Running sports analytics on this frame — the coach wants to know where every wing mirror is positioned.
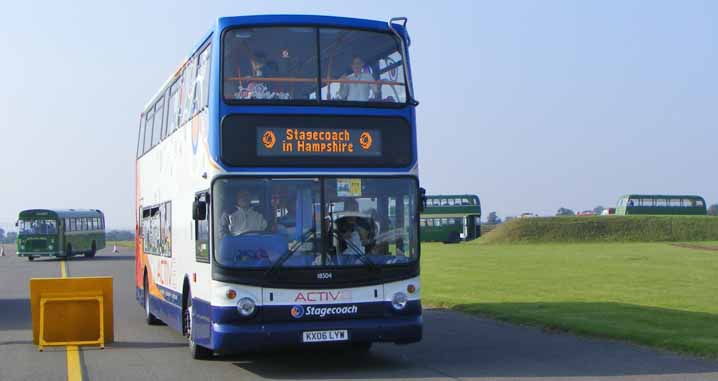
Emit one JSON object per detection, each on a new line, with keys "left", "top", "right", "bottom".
{"left": 193, "top": 197, "right": 208, "bottom": 221}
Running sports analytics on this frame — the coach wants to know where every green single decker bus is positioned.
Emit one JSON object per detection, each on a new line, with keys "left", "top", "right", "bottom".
{"left": 16, "top": 209, "right": 106, "bottom": 261}
{"left": 420, "top": 195, "right": 481, "bottom": 243}
{"left": 615, "top": 195, "right": 707, "bottom": 216}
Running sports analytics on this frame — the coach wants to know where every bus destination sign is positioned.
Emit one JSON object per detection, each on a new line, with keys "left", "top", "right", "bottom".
{"left": 257, "top": 127, "right": 382, "bottom": 157}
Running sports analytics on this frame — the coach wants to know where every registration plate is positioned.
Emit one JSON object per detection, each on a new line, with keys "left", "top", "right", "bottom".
{"left": 302, "top": 330, "right": 349, "bottom": 343}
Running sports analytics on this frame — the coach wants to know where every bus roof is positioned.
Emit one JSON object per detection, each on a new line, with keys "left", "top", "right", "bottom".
{"left": 619, "top": 194, "right": 705, "bottom": 201}
{"left": 217, "top": 14, "right": 407, "bottom": 35}
{"left": 18, "top": 209, "right": 104, "bottom": 219}
{"left": 426, "top": 194, "right": 480, "bottom": 199}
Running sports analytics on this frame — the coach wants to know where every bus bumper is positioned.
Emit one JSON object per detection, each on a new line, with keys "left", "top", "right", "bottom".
{"left": 211, "top": 315, "right": 422, "bottom": 353}
{"left": 17, "top": 251, "right": 60, "bottom": 257}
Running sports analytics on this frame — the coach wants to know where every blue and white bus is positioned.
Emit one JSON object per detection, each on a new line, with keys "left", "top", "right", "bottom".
{"left": 135, "top": 15, "right": 422, "bottom": 358}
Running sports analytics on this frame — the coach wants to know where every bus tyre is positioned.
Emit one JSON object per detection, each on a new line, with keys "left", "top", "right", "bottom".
{"left": 66, "top": 244, "right": 72, "bottom": 257}
{"left": 85, "top": 242, "right": 97, "bottom": 258}
{"left": 143, "top": 274, "right": 160, "bottom": 325}
{"left": 185, "top": 289, "right": 212, "bottom": 359}
{"left": 28, "top": 256, "right": 34, "bottom": 262}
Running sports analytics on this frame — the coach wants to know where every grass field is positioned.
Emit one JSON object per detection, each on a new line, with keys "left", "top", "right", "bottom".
{"left": 482, "top": 215, "right": 718, "bottom": 244}
{"left": 421, "top": 240, "right": 718, "bottom": 357}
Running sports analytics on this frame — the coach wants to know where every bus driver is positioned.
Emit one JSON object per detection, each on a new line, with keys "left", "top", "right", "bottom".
{"left": 221, "top": 191, "right": 268, "bottom": 236}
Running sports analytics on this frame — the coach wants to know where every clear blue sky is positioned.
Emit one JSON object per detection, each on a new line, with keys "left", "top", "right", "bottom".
{"left": 0, "top": 0, "right": 716, "bottom": 230}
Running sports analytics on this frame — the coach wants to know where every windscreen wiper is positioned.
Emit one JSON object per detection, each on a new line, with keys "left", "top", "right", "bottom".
{"left": 331, "top": 231, "right": 380, "bottom": 272}
{"left": 264, "top": 230, "right": 315, "bottom": 279}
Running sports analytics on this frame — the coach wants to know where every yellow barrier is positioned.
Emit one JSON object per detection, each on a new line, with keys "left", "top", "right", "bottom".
{"left": 30, "top": 277, "right": 113, "bottom": 351}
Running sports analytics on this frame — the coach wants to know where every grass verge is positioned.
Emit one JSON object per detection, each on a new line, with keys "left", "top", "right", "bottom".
{"left": 482, "top": 215, "right": 718, "bottom": 244}
{"left": 421, "top": 241, "right": 718, "bottom": 357}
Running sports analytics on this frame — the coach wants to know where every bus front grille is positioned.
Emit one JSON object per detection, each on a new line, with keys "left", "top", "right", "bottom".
{"left": 26, "top": 240, "right": 48, "bottom": 251}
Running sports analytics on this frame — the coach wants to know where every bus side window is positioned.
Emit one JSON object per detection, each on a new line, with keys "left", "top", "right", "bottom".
{"left": 195, "top": 43, "right": 212, "bottom": 115}
{"left": 137, "top": 114, "right": 145, "bottom": 158}
{"left": 152, "top": 97, "right": 165, "bottom": 147}
{"left": 167, "top": 78, "right": 182, "bottom": 134}
{"left": 195, "top": 193, "right": 210, "bottom": 263}
{"left": 143, "top": 110, "right": 154, "bottom": 154}
{"left": 181, "top": 56, "right": 198, "bottom": 126}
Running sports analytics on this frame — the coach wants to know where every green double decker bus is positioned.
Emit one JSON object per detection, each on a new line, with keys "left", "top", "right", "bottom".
{"left": 420, "top": 195, "right": 481, "bottom": 243}
{"left": 16, "top": 209, "right": 106, "bottom": 261}
{"left": 615, "top": 195, "right": 707, "bottom": 216}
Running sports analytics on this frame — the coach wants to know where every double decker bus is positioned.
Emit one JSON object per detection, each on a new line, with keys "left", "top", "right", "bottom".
{"left": 135, "top": 15, "right": 422, "bottom": 358}
{"left": 16, "top": 209, "right": 106, "bottom": 261}
{"left": 615, "top": 194, "right": 707, "bottom": 215}
{"left": 420, "top": 195, "right": 481, "bottom": 243}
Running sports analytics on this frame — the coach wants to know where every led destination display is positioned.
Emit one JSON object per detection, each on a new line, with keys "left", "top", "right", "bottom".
{"left": 220, "top": 114, "right": 412, "bottom": 167}
{"left": 257, "top": 127, "right": 382, "bottom": 157}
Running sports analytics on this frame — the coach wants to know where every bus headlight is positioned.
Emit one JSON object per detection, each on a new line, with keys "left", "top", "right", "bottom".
{"left": 391, "top": 292, "right": 408, "bottom": 310}
{"left": 237, "top": 297, "right": 256, "bottom": 317}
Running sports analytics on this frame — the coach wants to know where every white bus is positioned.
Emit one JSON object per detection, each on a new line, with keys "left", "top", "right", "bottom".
{"left": 135, "top": 15, "right": 423, "bottom": 358}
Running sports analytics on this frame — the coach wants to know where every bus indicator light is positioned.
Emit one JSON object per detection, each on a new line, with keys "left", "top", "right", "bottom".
{"left": 407, "top": 284, "right": 416, "bottom": 294}
{"left": 226, "top": 289, "right": 237, "bottom": 300}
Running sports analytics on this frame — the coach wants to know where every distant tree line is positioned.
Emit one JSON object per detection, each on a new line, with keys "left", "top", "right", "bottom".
{"left": 0, "top": 228, "right": 16, "bottom": 244}
{"left": 106, "top": 230, "right": 135, "bottom": 241}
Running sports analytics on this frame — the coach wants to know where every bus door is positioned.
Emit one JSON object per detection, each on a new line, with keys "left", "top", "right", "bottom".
{"left": 461, "top": 217, "right": 474, "bottom": 241}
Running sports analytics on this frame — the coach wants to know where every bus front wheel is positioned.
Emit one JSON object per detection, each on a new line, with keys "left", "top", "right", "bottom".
{"left": 84, "top": 242, "right": 97, "bottom": 258}
{"left": 66, "top": 244, "right": 72, "bottom": 257}
{"left": 184, "top": 288, "right": 212, "bottom": 359}
{"left": 28, "top": 256, "right": 34, "bottom": 262}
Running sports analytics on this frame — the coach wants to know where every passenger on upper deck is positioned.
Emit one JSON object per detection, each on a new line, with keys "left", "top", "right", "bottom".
{"left": 337, "top": 57, "right": 379, "bottom": 102}
{"left": 221, "top": 191, "right": 268, "bottom": 236}
{"left": 251, "top": 52, "right": 278, "bottom": 78}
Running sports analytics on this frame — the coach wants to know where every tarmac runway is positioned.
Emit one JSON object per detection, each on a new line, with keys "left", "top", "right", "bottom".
{"left": 1, "top": 244, "right": 717, "bottom": 381}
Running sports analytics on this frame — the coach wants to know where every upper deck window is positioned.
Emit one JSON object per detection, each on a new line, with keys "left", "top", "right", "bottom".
{"left": 319, "top": 28, "right": 407, "bottom": 104}
{"left": 222, "top": 26, "right": 408, "bottom": 105}
{"left": 223, "top": 27, "right": 318, "bottom": 101}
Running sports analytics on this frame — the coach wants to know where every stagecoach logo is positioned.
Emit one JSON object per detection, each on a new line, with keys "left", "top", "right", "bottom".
{"left": 262, "top": 130, "right": 276, "bottom": 149}
{"left": 291, "top": 304, "right": 359, "bottom": 319}
{"left": 359, "top": 132, "right": 373, "bottom": 150}
{"left": 290, "top": 305, "right": 305, "bottom": 318}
